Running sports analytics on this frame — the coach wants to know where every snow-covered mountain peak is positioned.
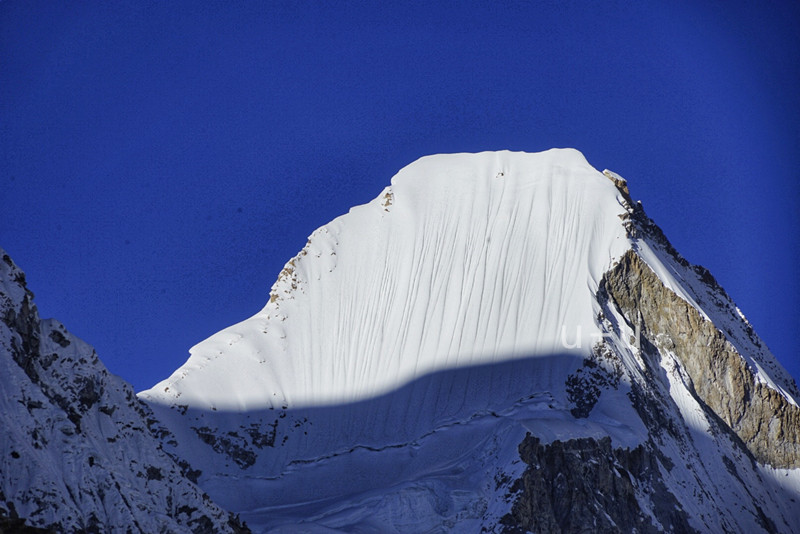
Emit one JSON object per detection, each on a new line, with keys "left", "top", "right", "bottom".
{"left": 122, "top": 149, "right": 800, "bottom": 531}
{"left": 142, "top": 149, "right": 634, "bottom": 410}
{"left": 6, "top": 149, "right": 800, "bottom": 533}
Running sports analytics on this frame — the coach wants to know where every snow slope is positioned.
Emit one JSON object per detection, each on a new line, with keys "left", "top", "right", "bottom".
{"left": 144, "top": 149, "right": 632, "bottom": 410}
{"left": 140, "top": 149, "right": 800, "bottom": 532}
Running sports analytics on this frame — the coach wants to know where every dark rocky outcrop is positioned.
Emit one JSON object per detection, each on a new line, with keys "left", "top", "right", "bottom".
{"left": 566, "top": 341, "right": 623, "bottom": 418}
{"left": 502, "top": 434, "right": 693, "bottom": 534}
{"left": 192, "top": 426, "right": 257, "bottom": 469}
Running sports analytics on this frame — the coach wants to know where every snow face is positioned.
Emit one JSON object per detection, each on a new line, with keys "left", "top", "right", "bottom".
{"left": 142, "top": 149, "right": 632, "bottom": 410}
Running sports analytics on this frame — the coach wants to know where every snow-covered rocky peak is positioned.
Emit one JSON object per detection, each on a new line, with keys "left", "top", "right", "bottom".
{"left": 138, "top": 149, "right": 800, "bottom": 532}
{"left": 6, "top": 149, "right": 799, "bottom": 533}
{"left": 142, "top": 149, "right": 634, "bottom": 409}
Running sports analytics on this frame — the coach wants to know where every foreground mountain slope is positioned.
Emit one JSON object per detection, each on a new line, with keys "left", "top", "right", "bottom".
{"left": 139, "top": 149, "right": 800, "bottom": 532}
{"left": 0, "top": 251, "right": 247, "bottom": 532}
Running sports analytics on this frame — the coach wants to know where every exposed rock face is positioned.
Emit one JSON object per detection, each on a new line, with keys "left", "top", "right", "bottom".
{"left": 0, "top": 251, "right": 248, "bottom": 533}
{"left": 603, "top": 249, "right": 800, "bottom": 469}
{"left": 502, "top": 434, "right": 693, "bottom": 534}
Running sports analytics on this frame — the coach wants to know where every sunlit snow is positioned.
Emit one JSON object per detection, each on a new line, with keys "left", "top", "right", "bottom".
{"left": 142, "top": 149, "right": 632, "bottom": 410}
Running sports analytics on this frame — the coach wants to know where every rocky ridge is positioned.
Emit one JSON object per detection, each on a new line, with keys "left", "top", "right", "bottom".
{"left": 0, "top": 250, "right": 248, "bottom": 533}
{"left": 604, "top": 248, "right": 800, "bottom": 469}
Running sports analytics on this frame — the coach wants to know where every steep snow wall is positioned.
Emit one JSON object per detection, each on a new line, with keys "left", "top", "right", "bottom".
{"left": 142, "top": 149, "right": 632, "bottom": 410}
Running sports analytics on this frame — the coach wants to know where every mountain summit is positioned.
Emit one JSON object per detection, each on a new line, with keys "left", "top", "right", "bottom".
{"left": 2, "top": 149, "right": 798, "bottom": 532}
{"left": 139, "top": 149, "right": 800, "bottom": 532}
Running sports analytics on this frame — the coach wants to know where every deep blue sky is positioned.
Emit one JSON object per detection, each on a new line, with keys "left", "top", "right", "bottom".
{"left": 2, "top": 1, "right": 798, "bottom": 391}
